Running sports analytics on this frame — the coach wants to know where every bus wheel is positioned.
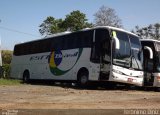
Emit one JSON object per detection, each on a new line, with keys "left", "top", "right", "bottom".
{"left": 78, "top": 71, "right": 89, "bottom": 87}
{"left": 23, "top": 71, "right": 30, "bottom": 83}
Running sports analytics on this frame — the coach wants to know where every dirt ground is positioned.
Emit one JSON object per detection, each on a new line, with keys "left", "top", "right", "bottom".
{"left": 0, "top": 82, "right": 160, "bottom": 114}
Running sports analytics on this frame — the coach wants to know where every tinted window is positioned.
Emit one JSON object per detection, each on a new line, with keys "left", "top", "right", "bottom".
{"left": 91, "top": 29, "right": 110, "bottom": 63}
{"left": 129, "top": 35, "right": 141, "bottom": 49}
{"left": 14, "top": 30, "right": 93, "bottom": 56}
{"left": 156, "top": 42, "right": 160, "bottom": 51}
{"left": 141, "top": 41, "right": 156, "bottom": 72}
{"left": 129, "top": 35, "right": 143, "bottom": 70}
{"left": 113, "top": 31, "right": 131, "bottom": 67}
{"left": 115, "top": 31, "right": 131, "bottom": 58}
{"left": 141, "top": 41, "right": 155, "bottom": 53}
{"left": 75, "top": 30, "right": 93, "bottom": 49}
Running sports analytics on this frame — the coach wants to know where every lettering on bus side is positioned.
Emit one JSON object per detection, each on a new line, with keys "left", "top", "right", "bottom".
{"left": 63, "top": 52, "right": 78, "bottom": 58}
{"left": 54, "top": 53, "right": 62, "bottom": 58}
{"left": 30, "top": 55, "right": 50, "bottom": 61}
{"left": 29, "top": 52, "right": 78, "bottom": 61}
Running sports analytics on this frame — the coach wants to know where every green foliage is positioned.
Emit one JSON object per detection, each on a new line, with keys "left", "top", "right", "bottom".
{"left": 1, "top": 50, "right": 12, "bottom": 78}
{"left": 39, "top": 17, "right": 65, "bottom": 35}
{"left": 132, "top": 23, "right": 160, "bottom": 40}
{"left": 2, "top": 64, "right": 11, "bottom": 78}
{"left": 62, "top": 10, "right": 93, "bottom": 31}
{"left": 39, "top": 10, "right": 93, "bottom": 36}
{"left": 2, "top": 50, "right": 12, "bottom": 65}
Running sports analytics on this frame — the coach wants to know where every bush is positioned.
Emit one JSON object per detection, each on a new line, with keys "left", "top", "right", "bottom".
{"left": 0, "top": 50, "right": 12, "bottom": 79}
{"left": 2, "top": 50, "right": 12, "bottom": 65}
{"left": 0, "top": 64, "right": 11, "bottom": 79}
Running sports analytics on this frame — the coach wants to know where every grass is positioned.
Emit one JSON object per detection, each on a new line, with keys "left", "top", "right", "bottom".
{"left": 0, "top": 78, "right": 22, "bottom": 85}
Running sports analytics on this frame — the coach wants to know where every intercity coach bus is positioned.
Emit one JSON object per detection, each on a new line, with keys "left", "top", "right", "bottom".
{"left": 141, "top": 39, "right": 160, "bottom": 89}
{"left": 11, "top": 26, "right": 144, "bottom": 87}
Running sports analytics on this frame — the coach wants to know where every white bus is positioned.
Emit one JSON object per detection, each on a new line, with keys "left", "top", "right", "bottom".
{"left": 141, "top": 39, "right": 160, "bottom": 89}
{"left": 11, "top": 26, "right": 144, "bottom": 86}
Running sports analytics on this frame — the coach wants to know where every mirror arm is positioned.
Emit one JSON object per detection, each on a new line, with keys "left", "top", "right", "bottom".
{"left": 144, "top": 46, "right": 153, "bottom": 59}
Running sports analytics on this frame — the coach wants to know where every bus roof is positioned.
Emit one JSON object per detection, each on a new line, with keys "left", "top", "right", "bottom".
{"left": 45, "top": 26, "right": 139, "bottom": 39}
{"left": 140, "top": 39, "right": 160, "bottom": 43}
{"left": 15, "top": 26, "right": 138, "bottom": 46}
{"left": 94, "top": 26, "right": 139, "bottom": 37}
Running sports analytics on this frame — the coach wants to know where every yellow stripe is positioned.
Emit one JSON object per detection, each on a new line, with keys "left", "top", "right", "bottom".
{"left": 49, "top": 52, "right": 56, "bottom": 68}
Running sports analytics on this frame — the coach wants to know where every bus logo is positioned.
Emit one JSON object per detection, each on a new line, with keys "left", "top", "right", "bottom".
{"left": 49, "top": 48, "right": 83, "bottom": 76}
{"left": 54, "top": 50, "right": 63, "bottom": 66}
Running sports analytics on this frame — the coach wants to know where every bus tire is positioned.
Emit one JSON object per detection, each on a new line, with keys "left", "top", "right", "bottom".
{"left": 23, "top": 70, "right": 30, "bottom": 83}
{"left": 77, "top": 69, "right": 89, "bottom": 87}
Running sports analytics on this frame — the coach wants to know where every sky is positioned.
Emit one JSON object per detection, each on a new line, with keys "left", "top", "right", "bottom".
{"left": 0, "top": 0, "right": 160, "bottom": 50}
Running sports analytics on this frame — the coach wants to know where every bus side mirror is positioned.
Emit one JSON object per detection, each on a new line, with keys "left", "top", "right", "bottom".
{"left": 112, "top": 31, "right": 120, "bottom": 49}
{"left": 144, "top": 46, "right": 153, "bottom": 59}
{"left": 113, "top": 37, "right": 120, "bottom": 50}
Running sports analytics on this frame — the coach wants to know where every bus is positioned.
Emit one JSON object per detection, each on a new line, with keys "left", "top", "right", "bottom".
{"left": 11, "top": 26, "right": 144, "bottom": 87}
{"left": 141, "top": 39, "right": 160, "bottom": 89}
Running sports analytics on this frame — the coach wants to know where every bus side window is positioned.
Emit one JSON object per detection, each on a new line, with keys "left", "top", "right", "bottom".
{"left": 54, "top": 36, "right": 63, "bottom": 50}
{"left": 15, "top": 44, "right": 23, "bottom": 56}
{"left": 71, "top": 33, "right": 77, "bottom": 49}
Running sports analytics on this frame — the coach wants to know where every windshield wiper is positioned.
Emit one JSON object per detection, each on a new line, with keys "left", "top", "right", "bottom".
{"left": 113, "top": 59, "right": 130, "bottom": 67}
{"left": 131, "top": 55, "right": 140, "bottom": 69}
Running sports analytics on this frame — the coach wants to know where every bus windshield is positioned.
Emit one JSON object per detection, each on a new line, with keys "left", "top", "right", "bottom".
{"left": 113, "top": 30, "right": 143, "bottom": 70}
{"left": 129, "top": 35, "right": 143, "bottom": 70}
{"left": 155, "top": 42, "right": 160, "bottom": 72}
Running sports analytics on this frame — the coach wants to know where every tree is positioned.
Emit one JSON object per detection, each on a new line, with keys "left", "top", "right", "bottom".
{"left": 1, "top": 50, "right": 13, "bottom": 78}
{"left": 2, "top": 50, "right": 12, "bottom": 65}
{"left": 39, "top": 16, "right": 65, "bottom": 36}
{"left": 39, "top": 10, "right": 93, "bottom": 36}
{"left": 94, "top": 5, "right": 123, "bottom": 28}
{"left": 132, "top": 23, "right": 160, "bottom": 40}
{"left": 62, "top": 10, "right": 93, "bottom": 31}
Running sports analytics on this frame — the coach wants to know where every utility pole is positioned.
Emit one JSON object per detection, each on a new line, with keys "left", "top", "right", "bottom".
{"left": 0, "top": 36, "right": 2, "bottom": 67}
{"left": 0, "top": 20, "right": 2, "bottom": 77}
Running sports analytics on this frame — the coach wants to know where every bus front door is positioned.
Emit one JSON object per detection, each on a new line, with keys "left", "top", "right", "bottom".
{"left": 99, "top": 40, "right": 111, "bottom": 80}
{"left": 143, "top": 53, "right": 154, "bottom": 86}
